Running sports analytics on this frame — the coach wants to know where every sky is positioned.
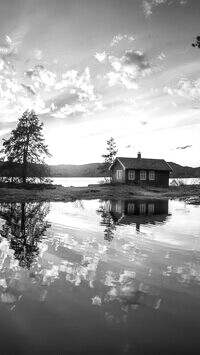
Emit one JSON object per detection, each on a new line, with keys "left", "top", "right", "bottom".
{"left": 0, "top": 0, "right": 200, "bottom": 167}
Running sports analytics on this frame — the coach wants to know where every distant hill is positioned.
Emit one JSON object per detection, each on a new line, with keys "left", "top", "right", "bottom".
{"left": 168, "top": 162, "right": 200, "bottom": 178}
{"left": 1, "top": 160, "right": 200, "bottom": 178}
{"left": 49, "top": 161, "right": 200, "bottom": 178}
{"left": 48, "top": 163, "right": 105, "bottom": 177}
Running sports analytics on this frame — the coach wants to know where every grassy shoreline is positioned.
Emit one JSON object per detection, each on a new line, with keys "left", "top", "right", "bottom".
{"left": 0, "top": 183, "right": 200, "bottom": 204}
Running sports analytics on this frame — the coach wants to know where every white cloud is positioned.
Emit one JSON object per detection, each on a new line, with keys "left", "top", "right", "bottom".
{"left": 21, "top": 83, "right": 36, "bottom": 95}
{"left": 163, "top": 86, "right": 174, "bottom": 96}
{"left": 91, "top": 296, "right": 102, "bottom": 306}
{"left": 56, "top": 67, "right": 99, "bottom": 102}
{"left": 51, "top": 103, "right": 89, "bottom": 119}
{"left": 106, "top": 49, "right": 152, "bottom": 89}
{"left": 34, "top": 49, "right": 43, "bottom": 60}
{"left": 142, "top": 0, "right": 187, "bottom": 18}
{"left": 0, "top": 35, "right": 18, "bottom": 56}
{"left": 94, "top": 51, "right": 107, "bottom": 62}
{"left": 25, "top": 65, "right": 56, "bottom": 90}
{"left": 164, "top": 78, "right": 200, "bottom": 102}
{"left": 0, "top": 77, "right": 22, "bottom": 112}
{"left": 158, "top": 52, "right": 166, "bottom": 60}
{"left": 110, "top": 34, "right": 134, "bottom": 47}
{"left": 17, "top": 95, "right": 49, "bottom": 114}
{"left": 107, "top": 71, "right": 138, "bottom": 89}
{"left": 0, "top": 70, "right": 52, "bottom": 119}
{"left": 93, "top": 101, "right": 105, "bottom": 112}
{"left": 143, "top": 1, "right": 154, "bottom": 17}
{"left": 0, "top": 59, "right": 5, "bottom": 71}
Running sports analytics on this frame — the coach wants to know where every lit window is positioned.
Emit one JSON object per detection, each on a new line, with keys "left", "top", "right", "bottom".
{"left": 127, "top": 203, "right": 135, "bottom": 213}
{"left": 128, "top": 170, "right": 135, "bottom": 180}
{"left": 140, "top": 203, "right": 146, "bottom": 214}
{"left": 148, "top": 203, "right": 154, "bottom": 214}
{"left": 149, "top": 171, "right": 155, "bottom": 180}
{"left": 116, "top": 170, "right": 122, "bottom": 180}
{"left": 140, "top": 170, "right": 146, "bottom": 180}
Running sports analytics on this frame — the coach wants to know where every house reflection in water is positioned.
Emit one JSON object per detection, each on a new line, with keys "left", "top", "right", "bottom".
{"left": 110, "top": 199, "right": 170, "bottom": 231}
{"left": 97, "top": 199, "right": 170, "bottom": 239}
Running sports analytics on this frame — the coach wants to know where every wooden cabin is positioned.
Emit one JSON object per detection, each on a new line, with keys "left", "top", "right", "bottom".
{"left": 109, "top": 152, "right": 172, "bottom": 187}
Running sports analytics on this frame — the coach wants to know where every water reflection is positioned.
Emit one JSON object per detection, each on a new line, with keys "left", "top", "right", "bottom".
{"left": 0, "top": 199, "right": 199, "bottom": 354}
{"left": 97, "top": 201, "right": 116, "bottom": 242}
{"left": 97, "top": 199, "right": 170, "bottom": 240}
{"left": 0, "top": 202, "right": 51, "bottom": 268}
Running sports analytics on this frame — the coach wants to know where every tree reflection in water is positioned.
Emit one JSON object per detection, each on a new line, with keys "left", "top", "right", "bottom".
{"left": 0, "top": 202, "right": 51, "bottom": 268}
{"left": 96, "top": 201, "right": 116, "bottom": 242}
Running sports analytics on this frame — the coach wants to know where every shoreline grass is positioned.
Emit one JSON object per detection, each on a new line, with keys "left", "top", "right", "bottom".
{"left": 0, "top": 183, "right": 199, "bottom": 204}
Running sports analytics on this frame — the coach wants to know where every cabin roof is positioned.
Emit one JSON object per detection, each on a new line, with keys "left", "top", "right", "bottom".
{"left": 110, "top": 157, "right": 172, "bottom": 171}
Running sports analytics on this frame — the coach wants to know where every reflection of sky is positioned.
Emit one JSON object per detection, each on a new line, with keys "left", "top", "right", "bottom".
{"left": 0, "top": 199, "right": 200, "bottom": 318}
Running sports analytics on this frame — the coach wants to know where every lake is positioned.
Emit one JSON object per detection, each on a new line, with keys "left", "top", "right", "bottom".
{"left": 52, "top": 176, "right": 200, "bottom": 187}
{"left": 0, "top": 198, "right": 200, "bottom": 354}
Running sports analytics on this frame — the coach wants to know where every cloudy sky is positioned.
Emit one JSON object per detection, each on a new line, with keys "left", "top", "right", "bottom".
{"left": 0, "top": 0, "right": 200, "bottom": 166}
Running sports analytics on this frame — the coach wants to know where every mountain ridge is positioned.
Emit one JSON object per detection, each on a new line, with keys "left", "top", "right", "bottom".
{"left": 48, "top": 161, "right": 200, "bottom": 178}
{"left": 1, "top": 161, "right": 200, "bottom": 178}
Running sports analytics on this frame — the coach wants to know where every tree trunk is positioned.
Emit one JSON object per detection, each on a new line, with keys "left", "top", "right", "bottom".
{"left": 21, "top": 202, "right": 26, "bottom": 237}
{"left": 22, "top": 128, "right": 30, "bottom": 184}
{"left": 22, "top": 148, "right": 27, "bottom": 184}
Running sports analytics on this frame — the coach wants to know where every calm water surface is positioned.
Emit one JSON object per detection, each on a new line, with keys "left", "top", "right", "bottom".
{"left": 0, "top": 198, "right": 200, "bottom": 354}
{"left": 52, "top": 176, "right": 200, "bottom": 187}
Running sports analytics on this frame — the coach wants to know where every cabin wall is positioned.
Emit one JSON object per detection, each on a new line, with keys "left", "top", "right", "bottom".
{"left": 154, "top": 171, "right": 169, "bottom": 187}
{"left": 110, "top": 160, "right": 126, "bottom": 183}
{"left": 124, "top": 169, "right": 170, "bottom": 187}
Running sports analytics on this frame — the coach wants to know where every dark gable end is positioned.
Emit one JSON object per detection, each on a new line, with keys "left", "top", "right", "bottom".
{"left": 109, "top": 158, "right": 126, "bottom": 170}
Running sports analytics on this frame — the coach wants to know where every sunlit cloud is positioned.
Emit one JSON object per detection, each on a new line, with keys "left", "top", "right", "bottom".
{"left": 164, "top": 78, "right": 200, "bottom": 104}
{"left": 142, "top": 0, "right": 187, "bottom": 18}
{"left": 25, "top": 65, "right": 57, "bottom": 90}
{"left": 0, "top": 35, "right": 18, "bottom": 57}
{"left": 110, "top": 34, "right": 134, "bottom": 47}
{"left": 56, "top": 67, "right": 100, "bottom": 103}
{"left": 106, "top": 49, "right": 152, "bottom": 89}
{"left": 51, "top": 103, "right": 89, "bottom": 119}
{"left": 157, "top": 52, "right": 166, "bottom": 60}
{"left": 21, "top": 83, "right": 36, "bottom": 95}
{"left": 34, "top": 49, "right": 43, "bottom": 60}
{"left": 94, "top": 51, "right": 107, "bottom": 62}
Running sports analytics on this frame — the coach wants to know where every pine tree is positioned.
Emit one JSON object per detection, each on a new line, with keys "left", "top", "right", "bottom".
{"left": 1, "top": 110, "right": 51, "bottom": 183}
{"left": 100, "top": 137, "right": 118, "bottom": 177}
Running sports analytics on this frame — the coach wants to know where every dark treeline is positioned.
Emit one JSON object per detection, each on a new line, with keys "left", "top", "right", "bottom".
{"left": 1, "top": 160, "right": 200, "bottom": 179}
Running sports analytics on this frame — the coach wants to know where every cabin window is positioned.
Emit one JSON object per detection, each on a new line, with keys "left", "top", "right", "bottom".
{"left": 116, "top": 170, "right": 122, "bottom": 180}
{"left": 127, "top": 203, "right": 135, "bottom": 213}
{"left": 140, "top": 170, "right": 146, "bottom": 180}
{"left": 149, "top": 171, "right": 155, "bottom": 180}
{"left": 148, "top": 203, "right": 154, "bottom": 214}
{"left": 140, "top": 203, "right": 146, "bottom": 214}
{"left": 128, "top": 170, "right": 135, "bottom": 180}
{"left": 115, "top": 201, "right": 122, "bottom": 213}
